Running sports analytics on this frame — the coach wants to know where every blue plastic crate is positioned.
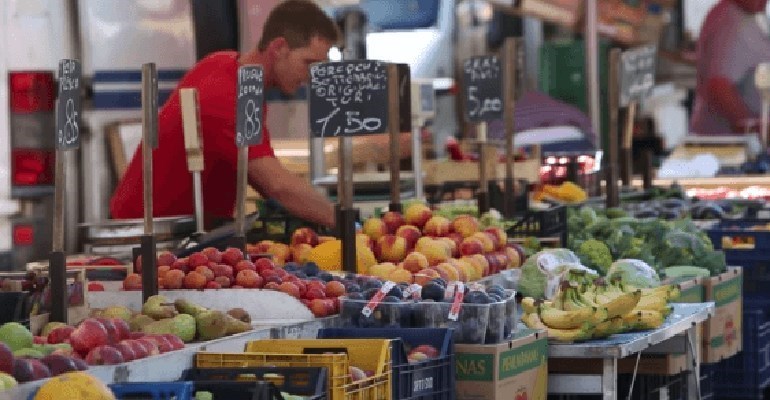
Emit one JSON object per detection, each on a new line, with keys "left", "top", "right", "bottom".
{"left": 707, "top": 220, "right": 770, "bottom": 262}
{"left": 700, "top": 363, "right": 716, "bottom": 400}
{"left": 317, "top": 328, "right": 455, "bottom": 400}
{"left": 109, "top": 382, "right": 194, "bottom": 400}
{"left": 712, "top": 299, "right": 770, "bottom": 400}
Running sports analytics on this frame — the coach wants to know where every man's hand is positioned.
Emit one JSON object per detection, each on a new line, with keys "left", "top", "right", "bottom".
{"left": 247, "top": 157, "right": 335, "bottom": 227}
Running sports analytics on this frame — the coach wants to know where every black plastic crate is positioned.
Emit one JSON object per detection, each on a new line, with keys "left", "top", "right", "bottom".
{"left": 506, "top": 205, "right": 568, "bottom": 246}
{"left": 713, "top": 298, "right": 770, "bottom": 400}
{"left": 108, "top": 382, "right": 194, "bottom": 400}
{"left": 317, "top": 328, "right": 455, "bottom": 400}
{"left": 182, "top": 366, "right": 327, "bottom": 400}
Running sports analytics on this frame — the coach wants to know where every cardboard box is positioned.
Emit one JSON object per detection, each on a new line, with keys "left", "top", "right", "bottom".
{"left": 455, "top": 329, "right": 548, "bottom": 400}
{"left": 702, "top": 267, "right": 742, "bottom": 363}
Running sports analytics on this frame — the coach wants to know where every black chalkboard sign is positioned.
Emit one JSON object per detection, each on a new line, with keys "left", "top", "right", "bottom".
{"left": 309, "top": 60, "right": 389, "bottom": 138}
{"left": 462, "top": 55, "right": 503, "bottom": 123}
{"left": 619, "top": 45, "right": 657, "bottom": 107}
{"left": 56, "top": 59, "right": 81, "bottom": 150}
{"left": 236, "top": 65, "right": 265, "bottom": 147}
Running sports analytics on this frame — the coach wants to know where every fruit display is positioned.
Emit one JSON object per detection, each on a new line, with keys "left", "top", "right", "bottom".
{"left": 93, "top": 295, "right": 251, "bottom": 344}
{"left": 520, "top": 270, "right": 680, "bottom": 343}
{"left": 406, "top": 344, "right": 440, "bottom": 363}
{"left": 340, "top": 279, "right": 516, "bottom": 344}
{"left": 32, "top": 371, "right": 116, "bottom": 400}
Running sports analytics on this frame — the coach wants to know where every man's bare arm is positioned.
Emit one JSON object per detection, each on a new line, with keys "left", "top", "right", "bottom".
{"left": 247, "top": 157, "right": 335, "bottom": 227}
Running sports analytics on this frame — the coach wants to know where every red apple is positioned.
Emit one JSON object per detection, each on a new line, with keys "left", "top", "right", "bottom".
{"left": 112, "top": 318, "right": 131, "bottom": 341}
{"left": 47, "top": 326, "right": 75, "bottom": 344}
{"left": 70, "top": 319, "right": 109, "bottom": 355}
{"left": 112, "top": 342, "right": 136, "bottom": 362}
{"left": 221, "top": 247, "right": 245, "bottom": 267}
{"left": 144, "top": 335, "right": 173, "bottom": 353}
{"left": 85, "top": 345, "right": 124, "bottom": 366}
{"left": 162, "top": 334, "right": 185, "bottom": 350}
{"left": 201, "top": 247, "right": 222, "bottom": 263}
{"left": 171, "top": 258, "right": 190, "bottom": 274}
{"left": 254, "top": 258, "right": 276, "bottom": 274}
{"left": 382, "top": 211, "right": 405, "bottom": 234}
{"left": 124, "top": 340, "right": 148, "bottom": 359}
{"left": 136, "top": 339, "right": 160, "bottom": 356}
{"left": 156, "top": 251, "right": 178, "bottom": 268}
{"left": 88, "top": 282, "right": 105, "bottom": 292}
{"left": 188, "top": 252, "right": 210, "bottom": 269}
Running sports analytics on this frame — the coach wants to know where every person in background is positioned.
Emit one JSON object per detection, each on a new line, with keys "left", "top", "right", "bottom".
{"left": 691, "top": 0, "right": 770, "bottom": 134}
{"left": 110, "top": 0, "right": 339, "bottom": 229}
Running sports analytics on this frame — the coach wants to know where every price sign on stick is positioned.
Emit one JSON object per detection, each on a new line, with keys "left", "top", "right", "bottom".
{"left": 309, "top": 60, "right": 389, "bottom": 137}
{"left": 462, "top": 55, "right": 503, "bottom": 123}
{"left": 56, "top": 60, "right": 81, "bottom": 150}
{"left": 619, "top": 45, "right": 657, "bottom": 108}
{"left": 236, "top": 65, "right": 264, "bottom": 147}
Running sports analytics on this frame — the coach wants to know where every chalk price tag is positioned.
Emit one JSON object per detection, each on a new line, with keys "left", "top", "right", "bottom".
{"left": 56, "top": 59, "right": 81, "bottom": 150}
{"left": 236, "top": 65, "right": 264, "bottom": 147}
{"left": 619, "top": 45, "right": 657, "bottom": 107}
{"left": 308, "top": 60, "right": 389, "bottom": 138}
{"left": 362, "top": 281, "right": 396, "bottom": 317}
{"left": 462, "top": 55, "right": 503, "bottom": 123}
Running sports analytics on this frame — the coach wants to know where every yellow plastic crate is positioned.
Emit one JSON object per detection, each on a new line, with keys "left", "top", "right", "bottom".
{"left": 196, "top": 339, "right": 392, "bottom": 400}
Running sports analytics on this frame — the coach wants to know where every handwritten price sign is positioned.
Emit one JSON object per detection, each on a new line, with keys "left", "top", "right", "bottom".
{"left": 56, "top": 60, "right": 81, "bottom": 150}
{"left": 236, "top": 65, "right": 264, "bottom": 147}
{"left": 619, "top": 45, "right": 657, "bottom": 107}
{"left": 462, "top": 55, "right": 503, "bottom": 123}
{"left": 308, "top": 61, "right": 389, "bottom": 138}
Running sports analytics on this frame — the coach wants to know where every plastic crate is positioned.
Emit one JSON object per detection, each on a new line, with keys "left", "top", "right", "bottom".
{"left": 339, "top": 298, "right": 416, "bottom": 329}
{"left": 182, "top": 366, "right": 327, "bottom": 400}
{"left": 199, "top": 338, "right": 391, "bottom": 400}
{"left": 317, "top": 328, "right": 455, "bottom": 400}
{"left": 700, "top": 363, "right": 716, "bottom": 400}
{"left": 712, "top": 298, "right": 770, "bottom": 399}
{"left": 707, "top": 220, "right": 770, "bottom": 262}
{"left": 109, "top": 382, "right": 194, "bottom": 400}
{"left": 506, "top": 206, "right": 568, "bottom": 246}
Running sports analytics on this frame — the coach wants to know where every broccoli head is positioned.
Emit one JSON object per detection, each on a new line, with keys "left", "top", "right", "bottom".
{"left": 576, "top": 239, "right": 613, "bottom": 275}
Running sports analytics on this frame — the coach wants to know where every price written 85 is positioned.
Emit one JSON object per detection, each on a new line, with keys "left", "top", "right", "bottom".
{"left": 466, "top": 85, "right": 502, "bottom": 119}
{"left": 316, "top": 107, "right": 382, "bottom": 137}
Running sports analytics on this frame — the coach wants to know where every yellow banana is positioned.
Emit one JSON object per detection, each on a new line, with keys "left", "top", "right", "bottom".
{"left": 667, "top": 286, "right": 681, "bottom": 302}
{"left": 636, "top": 294, "right": 669, "bottom": 312}
{"left": 546, "top": 322, "right": 594, "bottom": 343}
{"left": 623, "top": 309, "right": 665, "bottom": 330}
{"left": 538, "top": 304, "right": 595, "bottom": 329}
{"left": 521, "top": 297, "right": 538, "bottom": 314}
{"left": 522, "top": 312, "right": 548, "bottom": 330}
{"left": 596, "top": 290, "right": 642, "bottom": 318}
{"left": 639, "top": 284, "right": 678, "bottom": 302}
{"left": 561, "top": 289, "right": 609, "bottom": 324}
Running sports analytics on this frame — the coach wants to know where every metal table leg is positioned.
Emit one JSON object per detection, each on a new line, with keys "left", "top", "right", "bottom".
{"left": 603, "top": 358, "right": 617, "bottom": 400}
{"left": 685, "top": 324, "right": 700, "bottom": 400}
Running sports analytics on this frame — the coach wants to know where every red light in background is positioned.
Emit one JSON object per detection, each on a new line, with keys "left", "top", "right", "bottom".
{"left": 12, "top": 149, "right": 55, "bottom": 185}
{"left": 9, "top": 72, "right": 55, "bottom": 113}
{"left": 13, "top": 225, "right": 34, "bottom": 246}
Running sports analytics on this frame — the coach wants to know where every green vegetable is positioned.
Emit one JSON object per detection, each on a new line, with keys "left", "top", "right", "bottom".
{"left": 575, "top": 239, "right": 613, "bottom": 275}
{"left": 663, "top": 266, "right": 711, "bottom": 280}
{"left": 607, "top": 259, "right": 661, "bottom": 288}
{"left": 518, "top": 248, "right": 582, "bottom": 299}
{"left": 605, "top": 207, "right": 628, "bottom": 219}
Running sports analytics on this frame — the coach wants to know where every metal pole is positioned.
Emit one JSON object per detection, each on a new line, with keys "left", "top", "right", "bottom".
{"left": 140, "top": 63, "right": 158, "bottom": 301}
{"left": 235, "top": 147, "right": 248, "bottom": 236}
{"left": 586, "top": 0, "right": 601, "bottom": 149}
{"left": 52, "top": 151, "right": 65, "bottom": 252}
{"left": 412, "top": 125, "right": 423, "bottom": 200}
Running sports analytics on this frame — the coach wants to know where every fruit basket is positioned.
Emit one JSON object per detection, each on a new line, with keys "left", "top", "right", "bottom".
{"left": 317, "top": 328, "right": 455, "bottom": 400}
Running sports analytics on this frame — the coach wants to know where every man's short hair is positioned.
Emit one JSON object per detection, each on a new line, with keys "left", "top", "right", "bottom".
{"left": 258, "top": 0, "right": 340, "bottom": 51}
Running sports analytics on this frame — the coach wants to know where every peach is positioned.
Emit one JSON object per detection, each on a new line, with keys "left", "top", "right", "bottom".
{"left": 253, "top": 240, "right": 274, "bottom": 254}
{"left": 451, "top": 215, "right": 480, "bottom": 238}
{"left": 376, "top": 235, "right": 408, "bottom": 263}
{"left": 362, "top": 218, "right": 388, "bottom": 241}
{"left": 404, "top": 203, "right": 432, "bottom": 229}
{"left": 157, "top": 265, "right": 171, "bottom": 279}
{"left": 214, "top": 276, "right": 232, "bottom": 288}
{"left": 188, "top": 252, "right": 210, "bottom": 269}
{"left": 164, "top": 270, "right": 185, "bottom": 289}
{"left": 356, "top": 233, "right": 375, "bottom": 252}
{"left": 468, "top": 254, "right": 491, "bottom": 277}
{"left": 291, "top": 244, "right": 314, "bottom": 264}
{"left": 206, "top": 281, "right": 221, "bottom": 289}
{"left": 417, "top": 239, "right": 450, "bottom": 266}
{"left": 505, "top": 246, "right": 522, "bottom": 269}
{"left": 447, "top": 259, "right": 469, "bottom": 282}
{"left": 221, "top": 247, "right": 245, "bottom": 267}
{"left": 291, "top": 228, "right": 319, "bottom": 247}
{"left": 267, "top": 243, "right": 291, "bottom": 267}
{"left": 183, "top": 271, "right": 207, "bottom": 289}
{"left": 123, "top": 274, "right": 142, "bottom": 291}
{"left": 235, "top": 269, "right": 263, "bottom": 289}
{"left": 156, "top": 251, "right": 178, "bottom": 268}
{"left": 201, "top": 247, "right": 223, "bottom": 263}
{"left": 387, "top": 268, "right": 414, "bottom": 284}
{"left": 382, "top": 211, "right": 405, "bottom": 234}
{"left": 437, "top": 237, "right": 458, "bottom": 258}
{"left": 472, "top": 232, "right": 496, "bottom": 253}
{"left": 402, "top": 252, "right": 429, "bottom": 273}
{"left": 484, "top": 227, "right": 508, "bottom": 251}
{"left": 278, "top": 282, "right": 301, "bottom": 299}
{"left": 396, "top": 225, "right": 422, "bottom": 251}
{"left": 211, "top": 264, "right": 234, "bottom": 279}
{"left": 414, "top": 268, "right": 441, "bottom": 286}
{"left": 456, "top": 259, "right": 479, "bottom": 282}
{"left": 309, "top": 299, "right": 328, "bottom": 318}
{"left": 369, "top": 262, "right": 398, "bottom": 280}
{"left": 195, "top": 266, "right": 215, "bottom": 282}
{"left": 433, "top": 262, "right": 459, "bottom": 282}
{"left": 459, "top": 237, "right": 484, "bottom": 256}
{"left": 171, "top": 258, "right": 190, "bottom": 274}
{"left": 429, "top": 265, "right": 449, "bottom": 281}
{"left": 423, "top": 216, "right": 451, "bottom": 237}
{"left": 325, "top": 281, "right": 346, "bottom": 297}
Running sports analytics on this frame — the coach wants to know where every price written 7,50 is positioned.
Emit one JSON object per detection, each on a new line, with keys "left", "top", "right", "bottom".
{"left": 466, "top": 86, "right": 502, "bottom": 118}
{"left": 315, "top": 108, "right": 382, "bottom": 137}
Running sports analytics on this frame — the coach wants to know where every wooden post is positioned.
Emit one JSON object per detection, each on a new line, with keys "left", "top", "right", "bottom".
{"left": 387, "top": 64, "right": 402, "bottom": 212}
{"left": 502, "top": 38, "right": 519, "bottom": 218}
{"left": 620, "top": 101, "right": 637, "bottom": 187}
{"left": 140, "top": 63, "right": 159, "bottom": 302}
{"left": 606, "top": 49, "right": 621, "bottom": 208}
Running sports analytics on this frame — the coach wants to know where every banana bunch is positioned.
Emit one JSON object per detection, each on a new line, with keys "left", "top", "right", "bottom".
{"left": 521, "top": 272, "right": 680, "bottom": 342}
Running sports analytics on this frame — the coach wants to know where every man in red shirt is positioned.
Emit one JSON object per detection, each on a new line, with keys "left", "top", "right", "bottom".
{"left": 110, "top": 0, "right": 339, "bottom": 228}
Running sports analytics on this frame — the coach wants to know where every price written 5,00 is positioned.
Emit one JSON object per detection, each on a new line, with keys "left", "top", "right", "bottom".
{"left": 466, "top": 86, "right": 501, "bottom": 118}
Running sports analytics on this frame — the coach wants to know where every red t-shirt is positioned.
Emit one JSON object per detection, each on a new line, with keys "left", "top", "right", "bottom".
{"left": 110, "top": 51, "right": 275, "bottom": 220}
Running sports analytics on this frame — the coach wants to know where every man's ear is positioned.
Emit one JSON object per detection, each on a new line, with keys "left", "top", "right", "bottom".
{"left": 266, "top": 37, "right": 290, "bottom": 58}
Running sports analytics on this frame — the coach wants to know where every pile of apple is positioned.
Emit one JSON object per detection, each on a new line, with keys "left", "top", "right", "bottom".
{"left": 358, "top": 203, "right": 526, "bottom": 284}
